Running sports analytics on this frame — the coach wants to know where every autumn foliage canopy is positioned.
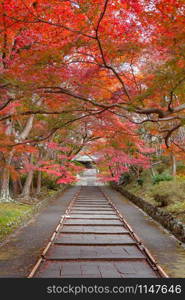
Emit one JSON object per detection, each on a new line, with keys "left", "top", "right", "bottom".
{"left": 0, "top": 0, "right": 185, "bottom": 199}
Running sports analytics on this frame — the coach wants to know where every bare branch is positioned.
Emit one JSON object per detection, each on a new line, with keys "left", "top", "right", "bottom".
{"left": 8, "top": 108, "right": 108, "bottom": 147}
{"left": 95, "top": 0, "right": 109, "bottom": 34}
{"left": 0, "top": 108, "right": 100, "bottom": 122}
{"left": 38, "top": 86, "right": 123, "bottom": 109}
{"left": 172, "top": 141, "right": 185, "bottom": 153}
{"left": 163, "top": 123, "right": 181, "bottom": 148}
{"left": 5, "top": 14, "right": 95, "bottom": 40}
{"left": 0, "top": 98, "right": 13, "bottom": 111}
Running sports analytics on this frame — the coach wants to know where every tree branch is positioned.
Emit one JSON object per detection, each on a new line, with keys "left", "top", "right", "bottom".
{"left": 6, "top": 108, "right": 108, "bottom": 147}
{"left": 38, "top": 86, "right": 122, "bottom": 109}
{"left": 162, "top": 123, "right": 182, "bottom": 148}
{"left": 0, "top": 98, "right": 13, "bottom": 111}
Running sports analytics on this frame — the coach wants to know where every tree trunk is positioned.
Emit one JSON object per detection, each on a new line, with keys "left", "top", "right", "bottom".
{"left": 18, "top": 177, "right": 23, "bottom": 192}
{"left": 148, "top": 156, "right": 155, "bottom": 177}
{"left": 171, "top": 152, "right": 176, "bottom": 177}
{"left": 0, "top": 151, "right": 15, "bottom": 202}
{"left": 36, "top": 171, "right": 42, "bottom": 195}
{"left": 21, "top": 170, "right": 34, "bottom": 199}
{"left": 151, "top": 167, "right": 155, "bottom": 176}
{"left": 0, "top": 168, "right": 13, "bottom": 202}
{"left": 20, "top": 154, "right": 34, "bottom": 199}
{"left": 12, "top": 179, "right": 22, "bottom": 195}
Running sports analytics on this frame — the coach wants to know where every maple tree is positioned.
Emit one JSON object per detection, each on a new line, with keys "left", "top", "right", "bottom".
{"left": 1, "top": 0, "right": 185, "bottom": 202}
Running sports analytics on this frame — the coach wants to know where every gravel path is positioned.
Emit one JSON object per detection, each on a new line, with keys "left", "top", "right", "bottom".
{"left": 0, "top": 186, "right": 80, "bottom": 278}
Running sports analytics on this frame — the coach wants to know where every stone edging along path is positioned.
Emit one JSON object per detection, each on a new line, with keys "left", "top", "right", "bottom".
{"left": 112, "top": 185, "right": 185, "bottom": 243}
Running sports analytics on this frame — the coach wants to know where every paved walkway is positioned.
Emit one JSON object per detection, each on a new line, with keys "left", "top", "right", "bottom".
{"left": 0, "top": 187, "right": 79, "bottom": 277}
{"left": 0, "top": 185, "right": 185, "bottom": 277}
{"left": 103, "top": 187, "right": 185, "bottom": 278}
{"left": 33, "top": 186, "right": 162, "bottom": 278}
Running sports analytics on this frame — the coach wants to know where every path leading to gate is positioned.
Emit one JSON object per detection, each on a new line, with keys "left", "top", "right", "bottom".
{"left": 29, "top": 186, "right": 167, "bottom": 278}
{"left": 30, "top": 186, "right": 166, "bottom": 278}
{"left": 0, "top": 186, "right": 184, "bottom": 277}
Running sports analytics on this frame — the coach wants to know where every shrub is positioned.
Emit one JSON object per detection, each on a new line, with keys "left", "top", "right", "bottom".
{"left": 119, "top": 173, "right": 131, "bottom": 185}
{"left": 137, "top": 178, "right": 144, "bottom": 186}
{"left": 152, "top": 173, "right": 173, "bottom": 184}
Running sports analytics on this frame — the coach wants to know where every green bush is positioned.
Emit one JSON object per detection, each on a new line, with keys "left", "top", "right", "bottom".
{"left": 152, "top": 173, "right": 173, "bottom": 185}
{"left": 119, "top": 173, "right": 131, "bottom": 185}
{"left": 137, "top": 178, "right": 144, "bottom": 186}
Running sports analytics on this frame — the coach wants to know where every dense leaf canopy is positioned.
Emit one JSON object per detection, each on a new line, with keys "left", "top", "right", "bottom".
{"left": 0, "top": 0, "right": 185, "bottom": 198}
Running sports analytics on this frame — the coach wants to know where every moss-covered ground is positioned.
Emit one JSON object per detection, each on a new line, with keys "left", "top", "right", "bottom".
{"left": 0, "top": 203, "right": 33, "bottom": 241}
